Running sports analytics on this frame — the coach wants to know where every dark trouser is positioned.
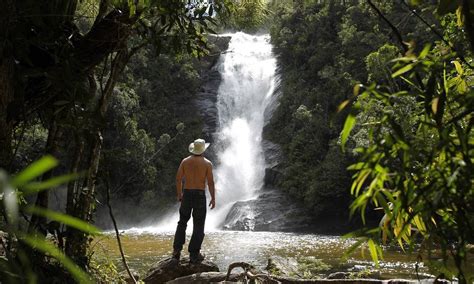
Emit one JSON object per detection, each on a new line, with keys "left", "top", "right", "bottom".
{"left": 173, "top": 189, "right": 207, "bottom": 255}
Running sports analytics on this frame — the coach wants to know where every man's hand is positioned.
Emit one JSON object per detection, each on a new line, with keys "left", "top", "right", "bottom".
{"left": 177, "top": 195, "right": 182, "bottom": 202}
{"left": 209, "top": 198, "right": 215, "bottom": 209}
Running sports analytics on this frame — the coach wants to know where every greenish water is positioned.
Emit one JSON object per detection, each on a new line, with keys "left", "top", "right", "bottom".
{"left": 92, "top": 230, "right": 473, "bottom": 280}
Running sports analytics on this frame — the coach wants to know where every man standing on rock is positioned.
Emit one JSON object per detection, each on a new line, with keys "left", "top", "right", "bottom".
{"left": 172, "top": 138, "right": 216, "bottom": 264}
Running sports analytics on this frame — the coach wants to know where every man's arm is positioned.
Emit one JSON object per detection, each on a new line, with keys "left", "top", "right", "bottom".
{"left": 176, "top": 160, "right": 185, "bottom": 201}
{"left": 206, "top": 162, "right": 215, "bottom": 209}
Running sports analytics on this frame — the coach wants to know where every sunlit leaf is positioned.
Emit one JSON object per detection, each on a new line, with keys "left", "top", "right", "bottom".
{"left": 452, "top": 61, "right": 463, "bottom": 75}
{"left": 341, "top": 113, "right": 356, "bottom": 151}
{"left": 456, "top": 6, "right": 464, "bottom": 27}
{"left": 337, "top": 100, "right": 350, "bottom": 113}
{"left": 22, "top": 173, "right": 82, "bottom": 195}
{"left": 392, "top": 64, "right": 414, "bottom": 78}
{"left": 342, "top": 238, "right": 365, "bottom": 261}
{"left": 21, "top": 235, "right": 93, "bottom": 284}
{"left": 419, "top": 44, "right": 431, "bottom": 59}
{"left": 11, "top": 156, "right": 58, "bottom": 188}
{"left": 25, "top": 206, "right": 101, "bottom": 235}
{"left": 431, "top": 97, "right": 439, "bottom": 114}
{"left": 367, "top": 239, "right": 380, "bottom": 267}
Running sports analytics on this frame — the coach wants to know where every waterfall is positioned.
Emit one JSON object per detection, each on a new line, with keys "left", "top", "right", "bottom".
{"left": 140, "top": 32, "right": 277, "bottom": 233}
{"left": 206, "top": 32, "right": 277, "bottom": 230}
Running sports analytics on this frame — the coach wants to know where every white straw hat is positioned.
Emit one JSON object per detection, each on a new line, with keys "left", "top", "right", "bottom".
{"left": 189, "top": 139, "right": 210, "bottom": 155}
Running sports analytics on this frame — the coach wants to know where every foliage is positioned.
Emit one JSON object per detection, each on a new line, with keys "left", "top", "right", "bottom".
{"left": 227, "top": 0, "right": 269, "bottom": 32}
{"left": 0, "top": 156, "right": 100, "bottom": 283}
{"left": 296, "top": 257, "right": 331, "bottom": 279}
{"left": 2, "top": 0, "right": 236, "bottom": 268}
{"left": 265, "top": 0, "right": 438, "bottom": 222}
{"left": 340, "top": 8, "right": 474, "bottom": 284}
{"left": 96, "top": 45, "right": 208, "bottom": 225}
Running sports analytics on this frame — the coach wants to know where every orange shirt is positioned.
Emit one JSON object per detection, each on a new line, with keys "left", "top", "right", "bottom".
{"left": 176, "top": 155, "right": 215, "bottom": 194}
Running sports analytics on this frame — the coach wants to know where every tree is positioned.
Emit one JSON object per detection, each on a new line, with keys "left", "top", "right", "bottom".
{"left": 340, "top": 1, "right": 474, "bottom": 282}
{"left": 0, "top": 0, "right": 233, "bottom": 269}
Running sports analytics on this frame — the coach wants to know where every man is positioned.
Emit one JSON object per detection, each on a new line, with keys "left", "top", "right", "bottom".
{"left": 172, "top": 138, "right": 216, "bottom": 264}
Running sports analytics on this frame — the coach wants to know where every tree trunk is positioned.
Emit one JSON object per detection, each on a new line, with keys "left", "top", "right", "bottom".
{"left": 0, "top": 0, "right": 16, "bottom": 170}
{"left": 65, "top": 50, "right": 128, "bottom": 263}
{"left": 66, "top": 134, "right": 85, "bottom": 216}
{"left": 0, "top": 56, "right": 15, "bottom": 170}
{"left": 28, "top": 122, "right": 62, "bottom": 234}
{"left": 65, "top": 130, "right": 103, "bottom": 265}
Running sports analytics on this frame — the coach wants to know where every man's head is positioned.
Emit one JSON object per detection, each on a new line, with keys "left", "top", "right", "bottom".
{"left": 189, "top": 138, "right": 210, "bottom": 155}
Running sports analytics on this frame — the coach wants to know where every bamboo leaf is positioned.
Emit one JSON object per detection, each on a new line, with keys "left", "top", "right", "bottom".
{"left": 452, "top": 60, "right": 463, "bottom": 75}
{"left": 26, "top": 206, "right": 101, "bottom": 235}
{"left": 392, "top": 64, "right": 414, "bottom": 78}
{"left": 337, "top": 100, "right": 350, "bottom": 113}
{"left": 11, "top": 156, "right": 58, "bottom": 188}
{"left": 21, "top": 235, "right": 92, "bottom": 284}
{"left": 341, "top": 113, "right": 356, "bottom": 151}
{"left": 367, "top": 239, "right": 379, "bottom": 267}
{"left": 22, "top": 173, "right": 82, "bottom": 195}
{"left": 342, "top": 238, "right": 365, "bottom": 261}
{"left": 419, "top": 44, "right": 431, "bottom": 59}
{"left": 431, "top": 97, "right": 439, "bottom": 114}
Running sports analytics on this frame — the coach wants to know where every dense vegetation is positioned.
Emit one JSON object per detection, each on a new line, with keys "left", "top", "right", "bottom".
{"left": 0, "top": 0, "right": 230, "bottom": 282}
{"left": 266, "top": 0, "right": 473, "bottom": 281}
{"left": 96, "top": 41, "right": 228, "bottom": 226}
{"left": 265, "top": 0, "right": 443, "bottom": 224}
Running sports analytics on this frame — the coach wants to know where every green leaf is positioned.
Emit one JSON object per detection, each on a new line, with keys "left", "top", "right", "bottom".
{"left": 452, "top": 60, "right": 463, "bottom": 75}
{"left": 11, "top": 156, "right": 58, "bottom": 188}
{"left": 419, "top": 44, "right": 431, "bottom": 59}
{"left": 22, "top": 173, "right": 82, "bottom": 195}
{"left": 392, "top": 64, "right": 414, "bottom": 78}
{"left": 341, "top": 113, "right": 356, "bottom": 151}
{"left": 367, "top": 239, "right": 380, "bottom": 267}
{"left": 337, "top": 100, "right": 350, "bottom": 113}
{"left": 21, "top": 234, "right": 93, "bottom": 284}
{"left": 409, "top": 0, "right": 422, "bottom": 5}
{"left": 25, "top": 206, "right": 101, "bottom": 235}
{"left": 342, "top": 238, "right": 365, "bottom": 261}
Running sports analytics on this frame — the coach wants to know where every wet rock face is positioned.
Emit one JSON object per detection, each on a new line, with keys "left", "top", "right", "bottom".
{"left": 143, "top": 257, "right": 219, "bottom": 284}
{"left": 222, "top": 189, "right": 316, "bottom": 232}
{"left": 193, "top": 35, "right": 231, "bottom": 142}
{"left": 262, "top": 139, "right": 283, "bottom": 188}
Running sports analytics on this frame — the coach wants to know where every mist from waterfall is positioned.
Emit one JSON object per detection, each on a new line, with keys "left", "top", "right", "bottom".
{"left": 130, "top": 32, "right": 277, "bottom": 234}
{"left": 206, "top": 32, "right": 277, "bottom": 229}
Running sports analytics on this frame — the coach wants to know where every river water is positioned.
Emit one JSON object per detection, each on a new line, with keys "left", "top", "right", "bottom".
{"left": 94, "top": 230, "right": 448, "bottom": 280}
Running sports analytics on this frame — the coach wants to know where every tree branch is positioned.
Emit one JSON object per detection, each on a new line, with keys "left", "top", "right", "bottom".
{"left": 367, "top": 0, "right": 409, "bottom": 52}
{"left": 400, "top": 0, "right": 473, "bottom": 68}
{"left": 104, "top": 175, "right": 137, "bottom": 284}
{"left": 73, "top": 8, "right": 137, "bottom": 71}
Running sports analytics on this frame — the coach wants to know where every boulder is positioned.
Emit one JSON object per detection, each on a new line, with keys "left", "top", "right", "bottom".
{"left": 119, "top": 269, "right": 140, "bottom": 283}
{"left": 166, "top": 272, "right": 245, "bottom": 284}
{"left": 143, "top": 257, "right": 219, "bottom": 284}
{"left": 193, "top": 35, "right": 231, "bottom": 140}
{"left": 327, "top": 272, "right": 351, "bottom": 279}
{"left": 222, "top": 190, "right": 317, "bottom": 232}
{"left": 266, "top": 256, "right": 301, "bottom": 277}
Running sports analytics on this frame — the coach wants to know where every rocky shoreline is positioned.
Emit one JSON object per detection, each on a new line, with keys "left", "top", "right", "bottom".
{"left": 127, "top": 256, "right": 451, "bottom": 284}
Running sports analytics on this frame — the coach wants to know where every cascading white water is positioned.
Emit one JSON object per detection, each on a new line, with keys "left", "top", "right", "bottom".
{"left": 206, "top": 32, "right": 277, "bottom": 229}
{"left": 132, "top": 32, "right": 277, "bottom": 233}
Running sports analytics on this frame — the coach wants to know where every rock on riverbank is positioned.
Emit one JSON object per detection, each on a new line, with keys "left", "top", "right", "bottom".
{"left": 143, "top": 257, "right": 219, "bottom": 284}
